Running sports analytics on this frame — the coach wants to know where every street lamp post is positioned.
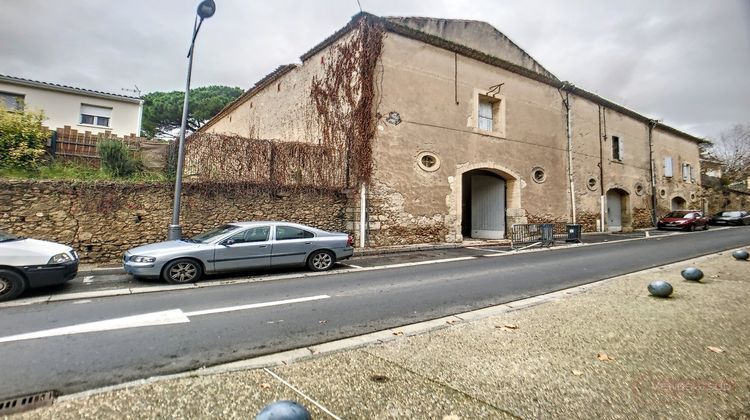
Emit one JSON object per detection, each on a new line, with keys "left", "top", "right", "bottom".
{"left": 168, "top": 0, "right": 216, "bottom": 240}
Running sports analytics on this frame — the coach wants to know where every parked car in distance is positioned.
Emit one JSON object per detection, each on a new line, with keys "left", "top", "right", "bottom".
{"left": 123, "top": 221, "right": 354, "bottom": 284}
{"left": 656, "top": 210, "right": 709, "bottom": 231}
{"left": 0, "top": 231, "right": 79, "bottom": 302}
{"left": 710, "top": 210, "right": 750, "bottom": 226}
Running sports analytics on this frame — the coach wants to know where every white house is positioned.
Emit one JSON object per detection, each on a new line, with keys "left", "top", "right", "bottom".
{"left": 0, "top": 74, "right": 143, "bottom": 137}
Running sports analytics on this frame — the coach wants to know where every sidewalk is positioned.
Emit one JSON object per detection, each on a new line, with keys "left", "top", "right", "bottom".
{"left": 11, "top": 249, "right": 749, "bottom": 419}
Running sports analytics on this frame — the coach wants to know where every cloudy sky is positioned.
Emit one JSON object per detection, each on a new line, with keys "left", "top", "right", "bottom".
{"left": 1, "top": 0, "right": 748, "bottom": 140}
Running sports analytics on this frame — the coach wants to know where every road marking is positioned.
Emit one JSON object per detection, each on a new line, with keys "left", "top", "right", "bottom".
{"left": 72, "top": 299, "right": 92, "bottom": 304}
{"left": 264, "top": 368, "right": 342, "bottom": 420}
{"left": 466, "top": 247, "right": 505, "bottom": 253}
{"left": 0, "top": 309, "right": 190, "bottom": 344}
{"left": 375, "top": 256, "right": 476, "bottom": 270}
{"left": 0, "top": 295, "right": 331, "bottom": 344}
{"left": 184, "top": 295, "right": 330, "bottom": 317}
{"left": 83, "top": 276, "right": 94, "bottom": 284}
{"left": 340, "top": 263, "right": 363, "bottom": 269}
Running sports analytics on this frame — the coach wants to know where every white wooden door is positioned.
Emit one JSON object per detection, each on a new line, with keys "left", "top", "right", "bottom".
{"left": 606, "top": 190, "right": 622, "bottom": 232}
{"left": 471, "top": 174, "right": 505, "bottom": 239}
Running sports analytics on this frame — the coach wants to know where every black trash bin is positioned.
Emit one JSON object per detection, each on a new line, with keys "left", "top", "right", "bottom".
{"left": 540, "top": 223, "right": 554, "bottom": 246}
{"left": 566, "top": 224, "right": 582, "bottom": 243}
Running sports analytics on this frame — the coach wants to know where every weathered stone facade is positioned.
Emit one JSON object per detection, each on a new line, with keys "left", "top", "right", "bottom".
{"left": 0, "top": 180, "right": 348, "bottom": 264}
{"left": 196, "top": 13, "right": 704, "bottom": 246}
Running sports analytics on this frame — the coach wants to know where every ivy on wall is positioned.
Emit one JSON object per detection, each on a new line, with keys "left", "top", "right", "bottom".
{"left": 310, "top": 17, "right": 385, "bottom": 187}
{"left": 184, "top": 17, "right": 385, "bottom": 193}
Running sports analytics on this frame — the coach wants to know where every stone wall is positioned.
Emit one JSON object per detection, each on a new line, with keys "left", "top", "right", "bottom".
{"left": 0, "top": 180, "right": 348, "bottom": 264}
{"left": 632, "top": 207, "right": 653, "bottom": 230}
{"left": 702, "top": 185, "right": 750, "bottom": 215}
{"left": 364, "top": 181, "right": 449, "bottom": 247}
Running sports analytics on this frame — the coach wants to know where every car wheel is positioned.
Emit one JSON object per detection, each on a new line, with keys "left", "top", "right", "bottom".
{"left": 162, "top": 259, "right": 203, "bottom": 284}
{"left": 307, "top": 250, "right": 335, "bottom": 271}
{"left": 0, "top": 269, "right": 27, "bottom": 302}
{"left": 704, "top": 224, "right": 709, "bottom": 230}
{"left": 688, "top": 225, "right": 695, "bottom": 232}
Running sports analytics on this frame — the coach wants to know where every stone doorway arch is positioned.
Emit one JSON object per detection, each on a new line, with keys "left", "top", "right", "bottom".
{"left": 606, "top": 188, "right": 632, "bottom": 232}
{"left": 671, "top": 196, "right": 687, "bottom": 210}
{"left": 454, "top": 164, "right": 522, "bottom": 240}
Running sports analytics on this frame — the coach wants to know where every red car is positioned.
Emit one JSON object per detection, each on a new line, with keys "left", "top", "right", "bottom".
{"left": 657, "top": 210, "right": 709, "bottom": 231}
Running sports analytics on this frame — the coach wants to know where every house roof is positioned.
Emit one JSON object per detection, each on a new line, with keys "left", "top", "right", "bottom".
{"left": 0, "top": 74, "right": 143, "bottom": 104}
{"left": 202, "top": 12, "right": 705, "bottom": 144}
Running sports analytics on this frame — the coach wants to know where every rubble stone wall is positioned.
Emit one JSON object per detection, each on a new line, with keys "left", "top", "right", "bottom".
{"left": 0, "top": 180, "right": 348, "bottom": 264}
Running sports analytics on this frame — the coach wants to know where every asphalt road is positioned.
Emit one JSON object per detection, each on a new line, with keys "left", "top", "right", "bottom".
{"left": 0, "top": 227, "right": 748, "bottom": 399}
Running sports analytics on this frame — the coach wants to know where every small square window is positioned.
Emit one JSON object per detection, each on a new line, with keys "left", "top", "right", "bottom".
{"left": 0, "top": 92, "right": 24, "bottom": 111}
{"left": 96, "top": 116, "right": 110, "bottom": 127}
{"left": 81, "top": 114, "right": 95, "bottom": 125}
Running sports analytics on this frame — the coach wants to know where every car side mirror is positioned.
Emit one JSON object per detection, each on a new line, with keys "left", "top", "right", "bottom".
{"left": 223, "top": 239, "right": 235, "bottom": 246}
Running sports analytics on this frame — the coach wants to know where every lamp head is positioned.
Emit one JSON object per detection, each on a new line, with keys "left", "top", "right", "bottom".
{"left": 197, "top": 0, "right": 216, "bottom": 19}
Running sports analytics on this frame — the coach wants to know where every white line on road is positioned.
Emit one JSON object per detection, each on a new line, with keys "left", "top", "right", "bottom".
{"left": 83, "top": 276, "right": 94, "bottom": 284}
{"left": 374, "top": 256, "right": 476, "bottom": 270}
{"left": 340, "top": 263, "right": 363, "bottom": 269}
{"left": 0, "top": 310, "right": 190, "bottom": 344}
{"left": 466, "top": 247, "right": 503, "bottom": 253}
{"left": 72, "top": 299, "right": 92, "bottom": 305}
{"left": 184, "top": 294, "right": 330, "bottom": 317}
{"left": 0, "top": 295, "right": 331, "bottom": 344}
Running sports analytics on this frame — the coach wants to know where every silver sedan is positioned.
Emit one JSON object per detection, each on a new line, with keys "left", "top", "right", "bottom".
{"left": 123, "top": 222, "right": 354, "bottom": 284}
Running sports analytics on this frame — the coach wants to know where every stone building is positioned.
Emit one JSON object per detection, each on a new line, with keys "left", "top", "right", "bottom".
{"left": 192, "top": 13, "right": 703, "bottom": 246}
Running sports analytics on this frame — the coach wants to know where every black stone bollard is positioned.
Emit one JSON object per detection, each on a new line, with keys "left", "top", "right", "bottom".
{"left": 681, "top": 267, "right": 704, "bottom": 282}
{"left": 648, "top": 280, "right": 673, "bottom": 297}
{"left": 256, "top": 400, "right": 312, "bottom": 420}
{"left": 732, "top": 249, "right": 749, "bottom": 261}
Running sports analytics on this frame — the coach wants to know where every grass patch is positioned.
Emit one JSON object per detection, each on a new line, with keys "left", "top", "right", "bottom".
{"left": 0, "top": 161, "right": 168, "bottom": 182}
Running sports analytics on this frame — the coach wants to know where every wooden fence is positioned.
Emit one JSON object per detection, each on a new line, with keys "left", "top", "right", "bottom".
{"left": 48, "top": 126, "right": 168, "bottom": 169}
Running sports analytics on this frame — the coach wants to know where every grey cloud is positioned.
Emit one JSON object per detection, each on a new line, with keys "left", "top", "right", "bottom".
{"left": 1, "top": 0, "right": 748, "bottom": 140}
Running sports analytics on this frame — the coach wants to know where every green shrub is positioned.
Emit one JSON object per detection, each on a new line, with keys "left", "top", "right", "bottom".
{"left": 0, "top": 109, "right": 49, "bottom": 169}
{"left": 97, "top": 139, "right": 142, "bottom": 178}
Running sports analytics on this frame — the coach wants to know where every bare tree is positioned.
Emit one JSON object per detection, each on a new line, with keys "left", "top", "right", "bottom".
{"left": 708, "top": 123, "right": 750, "bottom": 185}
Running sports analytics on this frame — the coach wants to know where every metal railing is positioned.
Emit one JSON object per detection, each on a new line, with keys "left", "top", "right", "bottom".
{"left": 510, "top": 223, "right": 582, "bottom": 250}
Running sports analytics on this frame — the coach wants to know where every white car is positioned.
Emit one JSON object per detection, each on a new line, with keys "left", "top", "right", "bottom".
{"left": 0, "top": 231, "right": 79, "bottom": 302}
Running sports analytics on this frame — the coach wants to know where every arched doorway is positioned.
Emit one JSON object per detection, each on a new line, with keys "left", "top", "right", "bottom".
{"left": 461, "top": 169, "right": 506, "bottom": 239}
{"left": 606, "top": 188, "right": 631, "bottom": 232}
{"left": 671, "top": 196, "right": 686, "bottom": 210}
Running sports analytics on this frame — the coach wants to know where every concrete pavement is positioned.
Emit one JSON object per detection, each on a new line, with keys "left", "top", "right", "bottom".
{"left": 7, "top": 248, "right": 749, "bottom": 419}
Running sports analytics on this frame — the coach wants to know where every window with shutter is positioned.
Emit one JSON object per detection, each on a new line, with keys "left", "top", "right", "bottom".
{"left": 664, "top": 157, "right": 673, "bottom": 177}
{"left": 612, "top": 136, "right": 622, "bottom": 161}
{"left": 80, "top": 104, "right": 112, "bottom": 127}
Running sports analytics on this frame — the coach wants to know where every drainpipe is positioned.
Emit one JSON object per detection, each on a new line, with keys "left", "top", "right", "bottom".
{"left": 560, "top": 82, "right": 576, "bottom": 223}
{"left": 359, "top": 183, "right": 367, "bottom": 248}
{"left": 598, "top": 105, "right": 606, "bottom": 232}
{"left": 648, "top": 120, "right": 658, "bottom": 226}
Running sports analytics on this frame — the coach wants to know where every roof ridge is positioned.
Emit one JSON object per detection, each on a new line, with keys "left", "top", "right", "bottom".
{"left": 0, "top": 73, "right": 141, "bottom": 101}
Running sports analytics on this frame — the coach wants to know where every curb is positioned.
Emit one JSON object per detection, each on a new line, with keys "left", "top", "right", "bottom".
{"left": 77, "top": 266, "right": 126, "bottom": 276}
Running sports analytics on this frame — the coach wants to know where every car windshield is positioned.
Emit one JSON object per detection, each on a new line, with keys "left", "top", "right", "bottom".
{"left": 0, "top": 231, "right": 23, "bottom": 243}
{"left": 189, "top": 224, "right": 240, "bottom": 243}
{"left": 718, "top": 211, "right": 742, "bottom": 217}
{"left": 664, "top": 211, "right": 690, "bottom": 218}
